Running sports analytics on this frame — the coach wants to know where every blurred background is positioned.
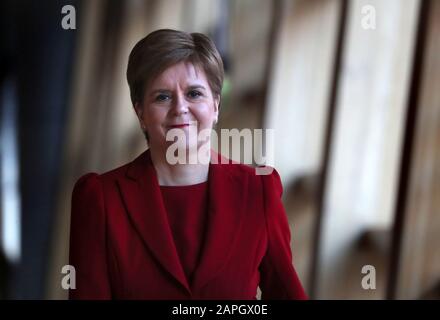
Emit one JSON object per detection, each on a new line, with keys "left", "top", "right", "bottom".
{"left": 0, "top": 0, "right": 439, "bottom": 299}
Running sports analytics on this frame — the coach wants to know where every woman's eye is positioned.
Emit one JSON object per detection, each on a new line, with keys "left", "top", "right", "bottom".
{"left": 155, "top": 94, "right": 170, "bottom": 102}
{"left": 188, "top": 90, "right": 202, "bottom": 99}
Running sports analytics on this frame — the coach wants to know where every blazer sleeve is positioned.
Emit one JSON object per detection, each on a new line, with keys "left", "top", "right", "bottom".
{"left": 69, "top": 173, "right": 112, "bottom": 299}
{"left": 259, "top": 168, "right": 308, "bottom": 300}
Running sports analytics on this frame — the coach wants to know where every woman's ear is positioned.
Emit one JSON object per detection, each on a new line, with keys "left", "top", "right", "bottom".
{"left": 215, "top": 96, "right": 220, "bottom": 111}
{"left": 134, "top": 102, "right": 142, "bottom": 119}
{"left": 214, "top": 97, "right": 220, "bottom": 121}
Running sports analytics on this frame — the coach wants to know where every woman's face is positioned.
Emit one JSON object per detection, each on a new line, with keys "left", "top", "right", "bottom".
{"left": 136, "top": 61, "right": 219, "bottom": 155}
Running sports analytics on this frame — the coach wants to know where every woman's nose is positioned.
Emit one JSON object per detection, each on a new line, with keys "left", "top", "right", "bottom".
{"left": 172, "top": 93, "right": 189, "bottom": 115}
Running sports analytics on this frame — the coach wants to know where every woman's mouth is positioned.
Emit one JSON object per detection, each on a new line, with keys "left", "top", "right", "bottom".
{"left": 169, "top": 124, "right": 190, "bottom": 129}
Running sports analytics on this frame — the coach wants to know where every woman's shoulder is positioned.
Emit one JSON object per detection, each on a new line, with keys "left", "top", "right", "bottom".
{"left": 260, "top": 166, "right": 283, "bottom": 198}
{"left": 71, "top": 162, "right": 131, "bottom": 205}
{"left": 73, "top": 151, "right": 145, "bottom": 188}
{"left": 73, "top": 172, "right": 100, "bottom": 193}
{"left": 73, "top": 164, "right": 128, "bottom": 190}
{"left": 215, "top": 153, "right": 283, "bottom": 196}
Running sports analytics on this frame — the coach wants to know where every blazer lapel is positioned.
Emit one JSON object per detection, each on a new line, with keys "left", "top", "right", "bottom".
{"left": 117, "top": 150, "right": 191, "bottom": 294}
{"left": 117, "top": 149, "right": 248, "bottom": 294}
{"left": 192, "top": 150, "right": 248, "bottom": 291}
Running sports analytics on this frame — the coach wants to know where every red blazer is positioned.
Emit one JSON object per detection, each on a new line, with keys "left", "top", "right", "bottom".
{"left": 69, "top": 149, "right": 307, "bottom": 300}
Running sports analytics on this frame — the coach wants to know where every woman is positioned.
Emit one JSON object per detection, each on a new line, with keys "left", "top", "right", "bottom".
{"left": 69, "top": 29, "right": 307, "bottom": 300}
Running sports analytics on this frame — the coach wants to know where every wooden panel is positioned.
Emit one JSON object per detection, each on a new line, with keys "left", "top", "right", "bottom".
{"left": 265, "top": 0, "right": 341, "bottom": 183}
{"left": 230, "top": 0, "right": 273, "bottom": 94}
{"left": 316, "top": 0, "right": 420, "bottom": 299}
{"left": 394, "top": 0, "right": 440, "bottom": 299}
{"left": 262, "top": 0, "right": 342, "bottom": 295}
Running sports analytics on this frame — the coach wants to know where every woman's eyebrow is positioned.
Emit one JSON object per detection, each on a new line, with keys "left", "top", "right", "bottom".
{"left": 149, "top": 89, "right": 171, "bottom": 96}
{"left": 187, "top": 85, "right": 206, "bottom": 91}
{"left": 148, "top": 85, "right": 206, "bottom": 97}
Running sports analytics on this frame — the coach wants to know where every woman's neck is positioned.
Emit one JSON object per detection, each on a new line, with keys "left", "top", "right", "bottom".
{"left": 149, "top": 146, "right": 210, "bottom": 186}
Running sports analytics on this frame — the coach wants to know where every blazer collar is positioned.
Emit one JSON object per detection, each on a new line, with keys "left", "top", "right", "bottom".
{"left": 117, "top": 149, "right": 248, "bottom": 295}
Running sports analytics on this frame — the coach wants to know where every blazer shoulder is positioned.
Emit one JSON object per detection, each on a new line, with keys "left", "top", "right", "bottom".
{"left": 71, "top": 173, "right": 107, "bottom": 211}
{"left": 260, "top": 166, "right": 283, "bottom": 198}
{"left": 228, "top": 162, "right": 282, "bottom": 186}
{"left": 219, "top": 158, "right": 282, "bottom": 189}
{"left": 73, "top": 159, "right": 134, "bottom": 188}
{"left": 99, "top": 162, "right": 131, "bottom": 183}
{"left": 223, "top": 162, "right": 283, "bottom": 199}
{"left": 72, "top": 172, "right": 101, "bottom": 194}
